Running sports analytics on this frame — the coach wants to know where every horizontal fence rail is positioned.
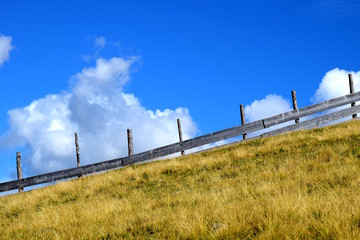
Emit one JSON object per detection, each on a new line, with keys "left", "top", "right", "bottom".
{"left": 1, "top": 91, "right": 360, "bottom": 193}
{"left": 262, "top": 104, "right": 360, "bottom": 137}
{"left": 263, "top": 91, "right": 360, "bottom": 128}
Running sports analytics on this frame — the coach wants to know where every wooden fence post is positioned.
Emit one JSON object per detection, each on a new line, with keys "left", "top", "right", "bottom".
{"left": 292, "top": 90, "right": 299, "bottom": 124}
{"left": 16, "top": 152, "right": 23, "bottom": 193}
{"left": 127, "top": 129, "right": 134, "bottom": 156}
{"left": 349, "top": 73, "right": 357, "bottom": 119}
{"left": 75, "top": 132, "right": 80, "bottom": 168}
{"left": 240, "top": 104, "right": 247, "bottom": 140}
{"left": 74, "top": 132, "right": 82, "bottom": 177}
{"left": 177, "top": 118, "right": 185, "bottom": 156}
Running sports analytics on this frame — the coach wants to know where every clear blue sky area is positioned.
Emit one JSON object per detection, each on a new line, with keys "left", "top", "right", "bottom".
{"left": 0, "top": 0, "right": 359, "bottom": 181}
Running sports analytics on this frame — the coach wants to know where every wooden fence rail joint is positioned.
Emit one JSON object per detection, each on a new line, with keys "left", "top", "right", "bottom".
{"left": 262, "top": 119, "right": 266, "bottom": 128}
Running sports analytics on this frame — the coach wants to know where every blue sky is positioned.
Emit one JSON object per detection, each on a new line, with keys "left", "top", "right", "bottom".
{"left": 0, "top": 0, "right": 360, "bottom": 182}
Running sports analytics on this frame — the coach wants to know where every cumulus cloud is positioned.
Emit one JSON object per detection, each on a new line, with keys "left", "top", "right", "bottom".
{"left": 245, "top": 94, "right": 292, "bottom": 122}
{"left": 1, "top": 57, "right": 197, "bottom": 175}
{"left": 0, "top": 35, "right": 13, "bottom": 66}
{"left": 310, "top": 68, "right": 360, "bottom": 125}
{"left": 312, "top": 68, "right": 360, "bottom": 103}
{"left": 242, "top": 95, "right": 293, "bottom": 137}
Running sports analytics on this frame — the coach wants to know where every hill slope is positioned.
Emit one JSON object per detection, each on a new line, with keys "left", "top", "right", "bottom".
{"left": 1, "top": 121, "right": 360, "bottom": 239}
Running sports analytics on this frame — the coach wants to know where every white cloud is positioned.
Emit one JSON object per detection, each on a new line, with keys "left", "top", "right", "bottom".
{"left": 245, "top": 94, "right": 292, "bottom": 122}
{"left": 310, "top": 68, "right": 360, "bottom": 126}
{"left": 73, "top": 57, "right": 135, "bottom": 96}
{"left": 1, "top": 57, "right": 197, "bottom": 174}
{"left": 242, "top": 94, "right": 292, "bottom": 137}
{"left": 0, "top": 35, "right": 13, "bottom": 66}
{"left": 94, "top": 36, "right": 106, "bottom": 48}
{"left": 312, "top": 68, "right": 360, "bottom": 103}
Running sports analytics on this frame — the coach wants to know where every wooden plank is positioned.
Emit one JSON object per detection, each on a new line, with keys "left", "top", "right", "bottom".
{"left": 291, "top": 90, "right": 299, "bottom": 124}
{"left": 0, "top": 158, "right": 125, "bottom": 192}
{"left": 261, "top": 105, "right": 360, "bottom": 137}
{"left": 0, "top": 123, "right": 264, "bottom": 192}
{"left": 240, "top": 104, "right": 247, "bottom": 140}
{"left": 0, "top": 119, "right": 264, "bottom": 192}
{"left": 0, "top": 123, "right": 259, "bottom": 192}
{"left": 263, "top": 91, "right": 360, "bottom": 128}
{"left": 110, "top": 119, "right": 265, "bottom": 166}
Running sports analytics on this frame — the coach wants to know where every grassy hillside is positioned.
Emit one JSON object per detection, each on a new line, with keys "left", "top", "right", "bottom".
{"left": 2, "top": 121, "right": 360, "bottom": 239}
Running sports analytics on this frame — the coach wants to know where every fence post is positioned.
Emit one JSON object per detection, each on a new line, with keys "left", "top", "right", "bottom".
{"left": 240, "top": 104, "right": 247, "bottom": 140}
{"left": 74, "top": 132, "right": 82, "bottom": 177}
{"left": 349, "top": 73, "right": 357, "bottom": 119}
{"left": 177, "top": 118, "right": 185, "bottom": 156}
{"left": 74, "top": 132, "right": 80, "bottom": 168}
{"left": 16, "top": 152, "right": 24, "bottom": 193}
{"left": 127, "top": 129, "right": 134, "bottom": 156}
{"left": 291, "top": 90, "right": 299, "bottom": 123}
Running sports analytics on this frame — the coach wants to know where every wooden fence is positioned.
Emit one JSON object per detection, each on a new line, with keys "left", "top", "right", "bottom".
{"left": 0, "top": 74, "right": 359, "bottom": 193}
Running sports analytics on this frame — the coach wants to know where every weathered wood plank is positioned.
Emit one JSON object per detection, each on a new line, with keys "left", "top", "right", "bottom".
{"left": 261, "top": 105, "right": 360, "bottom": 137}
{"left": 110, "top": 119, "right": 265, "bottom": 166}
{"left": 263, "top": 91, "right": 360, "bottom": 128}
{"left": 0, "top": 158, "right": 125, "bottom": 192}
{"left": 0, "top": 120, "right": 264, "bottom": 192}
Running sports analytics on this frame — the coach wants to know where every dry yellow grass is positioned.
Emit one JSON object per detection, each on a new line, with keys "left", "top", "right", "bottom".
{"left": 2, "top": 121, "right": 360, "bottom": 239}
